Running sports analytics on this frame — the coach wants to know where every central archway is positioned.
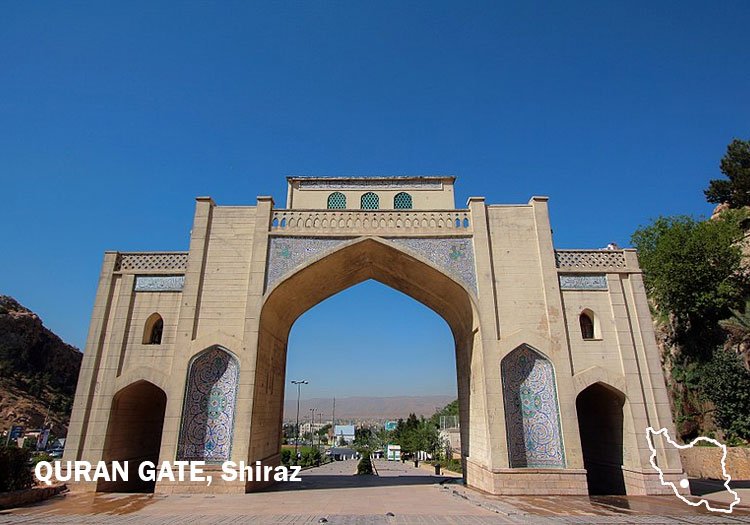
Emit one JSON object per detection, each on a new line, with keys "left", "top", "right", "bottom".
{"left": 247, "top": 237, "right": 480, "bottom": 491}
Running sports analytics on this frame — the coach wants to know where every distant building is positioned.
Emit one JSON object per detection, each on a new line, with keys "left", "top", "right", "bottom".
{"left": 333, "top": 424, "right": 355, "bottom": 444}
{"left": 386, "top": 444, "right": 401, "bottom": 461}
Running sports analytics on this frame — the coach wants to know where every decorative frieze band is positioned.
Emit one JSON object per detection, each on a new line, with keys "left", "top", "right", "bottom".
{"left": 555, "top": 250, "right": 626, "bottom": 270}
{"left": 116, "top": 252, "right": 189, "bottom": 272}
{"left": 134, "top": 275, "right": 185, "bottom": 292}
{"left": 297, "top": 179, "right": 443, "bottom": 190}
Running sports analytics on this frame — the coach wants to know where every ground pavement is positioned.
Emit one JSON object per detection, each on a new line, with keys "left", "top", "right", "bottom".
{"left": 1, "top": 459, "right": 749, "bottom": 524}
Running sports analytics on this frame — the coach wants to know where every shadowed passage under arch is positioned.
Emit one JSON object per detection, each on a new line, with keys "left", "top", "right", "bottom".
{"left": 576, "top": 382, "right": 626, "bottom": 495}
{"left": 98, "top": 380, "right": 167, "bottom": 492}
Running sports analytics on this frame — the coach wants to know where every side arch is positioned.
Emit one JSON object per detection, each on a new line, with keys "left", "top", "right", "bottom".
{"left": 98, "top": 380, "right": 167, "bottom": 492}
{"left": 501, "top": 344, "right": 565, "bottom": 468}
{"left": 576, "top": 381, "right": 627, "bottom": 494}
{"left": 177, "top": 346, "right": 240, "bottom": 463}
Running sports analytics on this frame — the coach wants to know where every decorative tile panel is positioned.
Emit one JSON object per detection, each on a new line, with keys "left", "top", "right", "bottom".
{"left": 502, "top": 345, "right": 565, "bottom": 468}
{"left": 265, "top": 237, "right": 352, "bottom": 291}
{"left": 389, "top": 237, "right": 477, "bottom": 294}
{"left": 177, "top": 348, "right": 239, "bottom": 463}
{"left": 559, "top": 274, "right": 608, "bottom": 290}
{"left": 134, "top": 275, "right": 185, "bottom": 292}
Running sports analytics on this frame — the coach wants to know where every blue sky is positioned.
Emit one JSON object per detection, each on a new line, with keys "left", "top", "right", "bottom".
{"left": 2, "top": 2, "right": 749, "bottom": 398}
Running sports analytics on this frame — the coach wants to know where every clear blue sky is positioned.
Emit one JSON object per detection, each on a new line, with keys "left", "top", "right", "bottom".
{"left": 3, "top": 3, "right": 749, "bottom": 398}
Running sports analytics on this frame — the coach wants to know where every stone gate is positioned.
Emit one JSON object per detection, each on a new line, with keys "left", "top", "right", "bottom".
{"left": 65, "top": 176, "right": 685, "bottom": 495}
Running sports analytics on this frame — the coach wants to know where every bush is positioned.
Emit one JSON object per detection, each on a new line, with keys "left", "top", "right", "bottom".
{"left": 432, "top": 457, "right": 462, "bottom": 474}
{"left": 0, "top": 446, "right": 34, "bottom": 492}
{"left": 281, "top": 449, "right": 292, "bottom": 467}
{"left": 357, "top": 454, "right": 374, "bottom": 475}
{"left": 299, "top": 447, "right": 321, "bottom": 467}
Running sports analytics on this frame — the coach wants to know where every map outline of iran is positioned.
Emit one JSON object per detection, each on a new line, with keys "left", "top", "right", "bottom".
{"left": 646, "top": 426, "right": 741, "bottom": 514}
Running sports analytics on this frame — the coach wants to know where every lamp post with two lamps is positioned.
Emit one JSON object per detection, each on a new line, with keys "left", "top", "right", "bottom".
{"left": 291, "top": 380, "right": 308, "bottom": 465}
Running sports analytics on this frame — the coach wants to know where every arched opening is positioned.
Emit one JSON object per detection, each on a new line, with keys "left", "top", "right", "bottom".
{"left": 177, "top": 346, "right": 239, "bottom": 462}
{"left": 360, "top": 192, "right": 379, "bottom": 210}
{"left": 143, "top": 313, "right": 164, "bottom": 345}
{"left": 579, "top": 310, "right": 596, "bottom": 340}
{"left": 327, "top": 192, "right": 346, "bottom": 209}
{"left": 501, "top": 345, "right": 565, "bottom": 468}
{"left": 98, "top": 380, "right": 167, "bottom": 492}
{"left": 393, "top": 192, "right": 413, "bottom": 209}
{"left": 576, "top": 382, "right": 626, "bottom": 495}
{"left": 249, "top": 238, "right": 478, "bottom": 491}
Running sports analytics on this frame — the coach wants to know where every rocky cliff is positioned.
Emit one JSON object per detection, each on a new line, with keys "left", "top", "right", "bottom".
{"left": 0, "top": 295, "right": 82, "bottom": 435}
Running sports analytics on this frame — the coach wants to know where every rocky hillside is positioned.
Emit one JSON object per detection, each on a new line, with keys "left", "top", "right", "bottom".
{"left": 0, "top": 296, "right": 82, "bottom": 435}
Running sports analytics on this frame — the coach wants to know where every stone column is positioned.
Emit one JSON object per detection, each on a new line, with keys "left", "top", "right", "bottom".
{"left": 65, "top": 251, "right": 119, "bottom": 464}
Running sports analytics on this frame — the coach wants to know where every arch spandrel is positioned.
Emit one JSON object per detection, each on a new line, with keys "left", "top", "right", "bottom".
{"left": 262, "top": 237, "right": 478, "bottom": 342}
{"left": 265, "top": 235, "right": 477, "bottom": 298}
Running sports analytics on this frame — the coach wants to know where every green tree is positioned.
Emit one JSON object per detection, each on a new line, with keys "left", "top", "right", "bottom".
{"left": 700, "top": 349, "right": 750, "bottom": 441}
{"left": 705, "top": 139, "right": 750, "bottom": 207}
{"left": 631, "top": 211, "right": 747, "bottom": 345}
{"left": 356, "top": 453, "right": 374, "bottom": 475}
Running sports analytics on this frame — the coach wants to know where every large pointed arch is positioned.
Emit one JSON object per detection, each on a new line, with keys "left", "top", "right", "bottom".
{"left": 248, "top": 237, "right": 482, "bottom": 489}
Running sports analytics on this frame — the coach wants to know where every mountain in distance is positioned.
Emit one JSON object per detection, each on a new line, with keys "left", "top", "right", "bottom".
{"left": 283, "top": 395, "right": 455, "bottom": 422}
{"left": 0, "top": 295, "right": 82, "bottom": 435}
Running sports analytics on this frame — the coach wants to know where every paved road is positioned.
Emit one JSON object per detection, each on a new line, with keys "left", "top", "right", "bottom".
{"left": 1, "top": 460, "right": 749, "bottom": 524}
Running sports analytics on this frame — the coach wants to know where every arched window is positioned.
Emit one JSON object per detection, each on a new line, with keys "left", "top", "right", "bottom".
{"left": 327, "top": 192, "right": 346, "bottom": 209}
{"left": 361, "top": 192, "right": 379, "bottom": 210}
{"left": 143, "top": 313, "right": 164, "bottom": 345}
{"left": 579, "top": 311, "right": 595, "bottom": 340}
{"left": 393, "top": 192, "right": 413, "bottom": 209}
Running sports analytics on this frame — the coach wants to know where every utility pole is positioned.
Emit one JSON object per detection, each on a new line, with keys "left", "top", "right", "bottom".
{"left": 318, "top": 411, "right": 323, "bottom": 452}
{"left": 291, "top": 380, "right": 308, "bottom": 466}
{"left": 331, "top": 397, "right": 336, "bottom": 434}
{"left": 309, "top": 407, "right": 317, "bottom": 448}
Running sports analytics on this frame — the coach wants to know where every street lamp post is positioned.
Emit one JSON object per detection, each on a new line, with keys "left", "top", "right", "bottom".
{"left": 291, "top": 380, "right": 308, "bottom": 466}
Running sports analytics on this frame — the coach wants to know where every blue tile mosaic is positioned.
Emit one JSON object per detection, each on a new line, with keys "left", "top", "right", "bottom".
{"left": 502, "top": 345, "right": 565, "bottom": 468}
{"left": 177, "top": 347, "right": 239, "bottom": 462}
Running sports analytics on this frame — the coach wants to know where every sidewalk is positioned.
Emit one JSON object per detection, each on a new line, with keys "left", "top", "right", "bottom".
{"left": 1, "top": 460, "right": 748, "bottom": 524}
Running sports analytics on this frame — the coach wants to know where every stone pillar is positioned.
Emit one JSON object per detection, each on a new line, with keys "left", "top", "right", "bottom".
{"left": 65, "top": 251, "right": 119, "bottom": 464}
